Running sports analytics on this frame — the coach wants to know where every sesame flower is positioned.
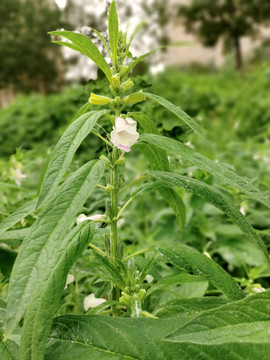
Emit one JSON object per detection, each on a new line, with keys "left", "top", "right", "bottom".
{"left": 84, "top": 294, "right": 106, "bottom": 310}
{"left": 110, "top": 117, "right": 139, "bottom": 152}
{"left": 76, "top": 213, "right": 106, "bottom": 225}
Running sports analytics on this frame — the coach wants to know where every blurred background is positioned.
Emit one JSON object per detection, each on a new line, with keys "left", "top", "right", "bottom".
{"left": 1, "top": 0, "right": 270, "bottom": 293}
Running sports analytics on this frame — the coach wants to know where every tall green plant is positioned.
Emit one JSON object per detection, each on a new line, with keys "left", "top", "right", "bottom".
{"left": 1, "top": 2, "right": 269, "bottom": 359}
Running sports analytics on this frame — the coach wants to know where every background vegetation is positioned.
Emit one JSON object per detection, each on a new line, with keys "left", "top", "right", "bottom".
{"left": 0, "top": 1, "right": 270, "bottom": 358}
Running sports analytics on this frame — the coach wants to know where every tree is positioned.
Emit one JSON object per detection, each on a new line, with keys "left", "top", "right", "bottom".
{"left": 0, "top": 0, "right": 64, "bottom": 93}
{"left": 178, "top": 0, "right": 270, "bottom": 70}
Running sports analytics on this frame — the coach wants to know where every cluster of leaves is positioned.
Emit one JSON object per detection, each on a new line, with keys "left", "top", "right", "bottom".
{"left": 0, "top": 1, "right": 270, "bottom": 360}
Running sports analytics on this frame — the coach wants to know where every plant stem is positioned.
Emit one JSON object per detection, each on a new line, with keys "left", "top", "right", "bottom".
{"left": 109, "top": 147, "right": 121, "bottom": 314}
{"left": 110, "top": 148, "right": 118, "bottom": 262}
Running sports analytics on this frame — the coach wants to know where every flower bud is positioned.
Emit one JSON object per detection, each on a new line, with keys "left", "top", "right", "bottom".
{"left": 123, "top": 92, "right": 146, "bottom": 105}
{"left": 111, "top": 73, "right": 120, "bottom": 89}
{"left": 114, "top": 158, "right": 126, "bottom": 166}
{"left": 120, "top": 79, "right": 134, "bottom": 92}
{"left": 120, "top": 65, "right": 128, "bottom": 76}
{"left": 89, "top": 93, "right": 111, "bottom": 105}
{"left": 137, "top": 288, "right": 146, "bottom": 301}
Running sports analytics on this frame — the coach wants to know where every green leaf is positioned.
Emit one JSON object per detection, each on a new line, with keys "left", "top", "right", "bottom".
{"left": 19, "top": 222, "right": 95, "bottom": 360}
{"left": 123, "top": 21, "right": 145, "bottom": 59}
{"left": 37, "top": 110, "right": 107, "bottom": 208}
{"left": 0, "top": 331, "right": 18, "bottom": 360}
{"left": 49, "top": 31, "right": 112, "bottom": 82}
{"left": 122, "top": 48, "right": 160, "bottom": 78}
{"left": 71, "top": 102, "right": 92, "bottom": 123}
{"left": 45, "top": 315, "right": 186, "bottom": 360}
{"left": 46, "top": 292, "right": 270, "bottom": 360}
{"left": 132, "top": 112, "right": 186, "bottom": 228}
{"left": 0, "top": 203, "right": 8, "bottom": 216}
{"left": 0, "top": 183, "right": 28, "bottom": 191}
{"left": 5, "top": 159, "right": 105, "bottom": 337}
{"left": 0, "top": 302, "right": 19, "bottom": 360}
{"left": 150, "top": 171, "right": 269, "bottom": 262}
{"left": 146, "top": 274, "right": 206, "bottom": 297}
{"left": 138, "top": 253, "right": 159, "bottom": 286}
{"left": 94, "top": 252, "right": 126, "bottom": 290}
{"left": 165, "top": 291, "right": 270, "bottom": 346}
{"left": 153, "top": 297, "right": 230, "bottom": 318}
{"left": 0, "top": 229, "right": 28, "bottom": 243}
{"left": 108, "top": 0, "right": 119, "bottom": 66}
{"left": 86, "top": 300, "right": 118, "bottom": 315}
{"left": 140, "top": 134, "right": 270, "bottom": 208}
{"left": 0, "top": 198, "right": 37, "bottom": 236}
{"left": 94, "top": 29, "right": 111, "bottom": 59}
{"left": 159, "top": 245, "right": 245, "bottom": 300}
{"left": 142, "top": 92, "right": 204, "bottom": 137}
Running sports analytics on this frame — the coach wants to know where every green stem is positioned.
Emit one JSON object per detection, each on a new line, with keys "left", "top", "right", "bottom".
{"left": 123, "top": 248, "right": 152, "bottom": 262}
{"left": 110, "top": 148, "right": 118, "bottom": 262}
{"left": 109, "top": 147, "right": 121, "bottom": 315}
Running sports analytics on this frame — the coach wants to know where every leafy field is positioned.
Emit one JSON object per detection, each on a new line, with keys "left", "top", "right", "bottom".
{"left": 0, "top": 2, "right": 270, "bottom": 357}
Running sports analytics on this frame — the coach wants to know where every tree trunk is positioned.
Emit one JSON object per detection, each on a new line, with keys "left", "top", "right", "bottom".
{"left": 234, "top": 36, "right": 243, "bottom": 70}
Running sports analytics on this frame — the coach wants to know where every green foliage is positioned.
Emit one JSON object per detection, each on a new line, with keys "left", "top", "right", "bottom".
{"left": 132, "top": 112, "right": 186, "bottom": 228}
{"left": 5, "top": 160, "right": 105, "bottom": 336}
{"left": 45, "top": 292, "right": 270, "bottom": 360}
{"left": 149, "top": 171, "right": 269, "bottom": 261}
{"left": 0, "top": 87, "right": 87, "bottom": 157}
{"left": 1, "top": 1, "right": 270, "bottom": 359}
{"left": 140, "top": 134, "right": 270, "bottom": 208}
{"left": 37, "top": 110, "right": 108, "bottom": 208}
{"left": 49, "top": 31, "right": 112, "bottom": 82}
{"left": 108, "top": 0, "right": 119, "bottom": 67}
{"left": 0, "top": 199, "right": 37, "bottom": 236}
{"left": 160, "top": 245, "right": 244, "bottom": 300}
{"left": 19, "top": 222, "right": 95, "bottom": 360}
{"left": 143, "top": 92, "right": 204, "bottom": 137}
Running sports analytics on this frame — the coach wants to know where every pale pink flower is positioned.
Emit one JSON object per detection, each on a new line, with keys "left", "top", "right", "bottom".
{"left": 76, "top": 213, "right": 106, "bottom": 224}
{"left": 110, "top": 117, "right": 139, "bottom": 152}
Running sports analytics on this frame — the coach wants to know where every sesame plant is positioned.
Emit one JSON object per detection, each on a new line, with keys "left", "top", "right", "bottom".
{"left": 1, "top": 1, "right": 270, "bottom": 360}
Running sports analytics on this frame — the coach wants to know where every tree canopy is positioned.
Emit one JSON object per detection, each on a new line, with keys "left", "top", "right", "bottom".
{"left": 0, "top": 0, "right": 64, "bottom": 92}
{"left": 178, "top": 0, "right": 270, "bottom": 69}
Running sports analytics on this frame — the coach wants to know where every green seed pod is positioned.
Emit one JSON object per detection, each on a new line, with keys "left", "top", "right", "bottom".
{"left": 137, "top": 288, "right": 146, "bottom": 301}
{"left": 123, "top": 92, "right": 146, "bottom": 105}
{"left": 114, "top": 158, "right": 126, "bottom": 166}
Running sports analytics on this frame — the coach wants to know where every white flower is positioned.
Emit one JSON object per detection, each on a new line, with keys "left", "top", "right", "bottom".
{"left": 145, "top": 274, "right": 154, "bottom": 283}
{"left": 110, "top": 117, "right": 139, "bottom": 152}
{"left": 64, "top": 274, "right": 74, "bottom": 289}
{"left": 12, "top": 167, "right": 26, "bottom": 187}
{"left": 240, "top": 206, "right": 246, "bottom": 216}
{"left": 84, "top": 294, "right": 106, "bottom": 310}
{"left": 76, "top": 213, "right": 105, "bottom": 224}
